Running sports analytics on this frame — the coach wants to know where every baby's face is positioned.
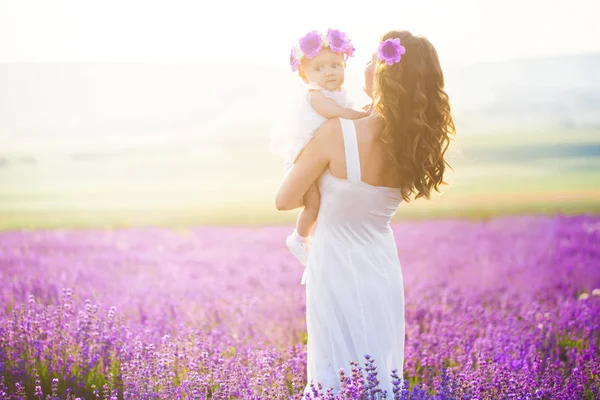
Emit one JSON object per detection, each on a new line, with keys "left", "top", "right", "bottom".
{"left": 300, "top": 48, "right": 345, "bottom": 91}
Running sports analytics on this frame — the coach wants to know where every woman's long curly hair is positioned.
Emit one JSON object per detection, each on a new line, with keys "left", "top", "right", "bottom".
{"left": 372, "top": 31, "right": 455, "bottom": 202}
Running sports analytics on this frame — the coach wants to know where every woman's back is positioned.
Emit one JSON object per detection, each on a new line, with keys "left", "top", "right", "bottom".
{"left": 313, "top": 118, "right": 402, "bottom": 244}
{"left": 328, "top": 116, "right": 400, "bottom": 190}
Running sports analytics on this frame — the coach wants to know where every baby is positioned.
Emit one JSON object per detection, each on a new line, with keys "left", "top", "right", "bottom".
{"left": 270, "top": 29, "right": 366, "bottom": 265}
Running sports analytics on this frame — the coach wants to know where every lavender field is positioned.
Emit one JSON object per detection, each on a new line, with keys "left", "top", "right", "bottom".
{"left": 1, "top": 215, "right": 600, "bottom": 399}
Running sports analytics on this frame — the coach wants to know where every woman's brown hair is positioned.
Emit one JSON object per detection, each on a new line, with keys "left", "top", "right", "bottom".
{"left": 373, "top": 31, "right": 455, "bottom": 202}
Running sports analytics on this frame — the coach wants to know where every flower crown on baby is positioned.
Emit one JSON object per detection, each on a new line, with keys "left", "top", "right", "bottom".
{"left": 289, "top": 29, "right": 355, "bottom": 72}
{"left": 377, "top": 38, "right": 406, "bottom": 66}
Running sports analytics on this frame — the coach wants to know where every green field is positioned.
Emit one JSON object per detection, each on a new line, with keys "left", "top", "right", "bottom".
{"left": 1, "top": 129, "right": 599, "bottom": 230}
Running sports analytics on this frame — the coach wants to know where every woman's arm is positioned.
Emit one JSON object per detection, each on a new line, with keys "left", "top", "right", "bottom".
{"left": 275, "top": 119, "right": 339, "bottom": 210}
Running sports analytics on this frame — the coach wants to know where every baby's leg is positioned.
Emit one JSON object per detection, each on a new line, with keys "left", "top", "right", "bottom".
{"left": 286, "top": 183, "right": 320, "bottom": 266}
{"left": 296, "top": 183, "right": 321, "bottom": 237}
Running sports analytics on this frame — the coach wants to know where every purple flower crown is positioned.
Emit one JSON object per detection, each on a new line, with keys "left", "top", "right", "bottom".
{"left": 377, "top": 38, "right": 406, "bottom": 66}
{"left": 289, "top": 29, "right": 355, "bottom": 72}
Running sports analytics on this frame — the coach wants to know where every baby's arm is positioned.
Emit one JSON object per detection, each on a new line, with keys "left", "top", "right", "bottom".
{"left": 310, "top": 91, "right": 367, "bottom": 120}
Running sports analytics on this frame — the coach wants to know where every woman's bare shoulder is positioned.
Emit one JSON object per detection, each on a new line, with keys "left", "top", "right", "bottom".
{"left": 354, "top": 115, "right": 383, "bottom": 141}
{"left": 315, "top": 118, "right": 342, "bottom": 138}
{"left": 308, "top": 118, "right": 344, "bottom": 159}
{"left": 312, "top": 118, "right": 344, "bottom": 145}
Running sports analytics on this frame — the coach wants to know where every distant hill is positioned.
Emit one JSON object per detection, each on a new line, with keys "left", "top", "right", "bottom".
{"left": 0, "top": 52, "right": 598, "bottom": 151}
{"left": 444, "top": 52, "right": 600, "bottom": 132}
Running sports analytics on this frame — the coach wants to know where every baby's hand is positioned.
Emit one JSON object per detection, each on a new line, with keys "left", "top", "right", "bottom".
{"left": 351, "top": 110, "right": 369, "bottom": 120}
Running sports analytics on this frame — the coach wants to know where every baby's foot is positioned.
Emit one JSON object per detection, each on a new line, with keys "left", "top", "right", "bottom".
{"left": 286, "top": 232, "right": 310, "bottom": 266}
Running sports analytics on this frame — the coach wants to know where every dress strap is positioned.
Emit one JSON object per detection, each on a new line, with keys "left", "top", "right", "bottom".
{"left": 340, "top": 118, "right": 361, "bottom": 182}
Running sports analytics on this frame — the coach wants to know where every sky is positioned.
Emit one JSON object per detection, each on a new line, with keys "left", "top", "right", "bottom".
{"left": 1, "top": 0, "right": 599, "bottom": 69}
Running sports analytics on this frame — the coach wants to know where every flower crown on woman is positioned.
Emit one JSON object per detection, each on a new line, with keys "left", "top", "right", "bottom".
{"left": 289, "top": 29, "right": 355, "bottom": 72}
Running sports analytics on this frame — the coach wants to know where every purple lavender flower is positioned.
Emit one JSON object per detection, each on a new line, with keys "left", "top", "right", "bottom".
{"left": 1, "top": 215, "right": 600, "bottom": 397}
{"left": 378, "top": 38, "right": 406, "bottom": 66}
{"left": 298, "top": 30, "right": 322, "bottom": 60}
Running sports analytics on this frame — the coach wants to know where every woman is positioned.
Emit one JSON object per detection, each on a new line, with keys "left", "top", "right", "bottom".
{"left": 275, "top": 30, "right": 455, "bottom": 395}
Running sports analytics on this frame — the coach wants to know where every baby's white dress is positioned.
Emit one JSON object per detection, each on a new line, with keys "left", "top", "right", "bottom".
{"left": 269, "top": 82, "right": 352, "bottom": 169}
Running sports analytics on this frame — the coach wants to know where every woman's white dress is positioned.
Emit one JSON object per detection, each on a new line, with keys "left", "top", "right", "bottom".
{"left": 302, "top": 119, "right": 405, "bottom": 396}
